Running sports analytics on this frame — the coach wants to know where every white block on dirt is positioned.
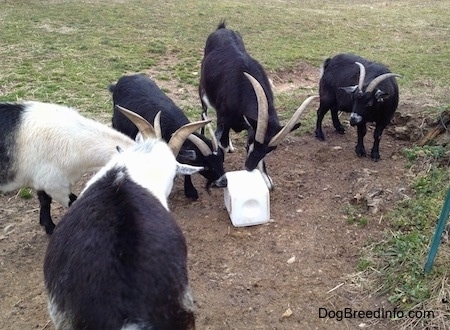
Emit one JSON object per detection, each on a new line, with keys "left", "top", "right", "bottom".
{"left": 224, "top": 170, "right": 270, "bottom": 227}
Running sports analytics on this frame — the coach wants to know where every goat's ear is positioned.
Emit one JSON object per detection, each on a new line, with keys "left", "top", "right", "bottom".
{"left": 116, "top": 145, "right": 124, "bottom": 153}
{"left": 340, "top": 86, "right": 358, "bottom": 94}
{"left": 177, "top": 149, "right": 197, "bottom": 162}
{"left": 176, "top": 162, "right": 204, "bottom": 175}
{"left": 374, "top": 89, "right": 389, "bottom": 102}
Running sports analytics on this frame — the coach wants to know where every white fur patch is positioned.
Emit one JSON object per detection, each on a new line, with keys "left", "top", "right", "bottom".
{"left": 201, "top": 94, "right": 213, "bottom": 110}
{"left": 47, "top": 296, "right": 74, "bottom": 330}
{"left": 9, "top": 101, "right": 134, "bottom": 206}
{"left": 82, "top": 139, "right": 177, "bottom": 210}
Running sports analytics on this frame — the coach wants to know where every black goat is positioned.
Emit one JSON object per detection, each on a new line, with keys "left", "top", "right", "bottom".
{"left": 110, "top": 73, "right": 227, "bottom": 200}
{"left": 199, "top": 21, "right": 317, "bottom": 189}
{"left": 315, "top": 53, "right": 400, "bottom": 161}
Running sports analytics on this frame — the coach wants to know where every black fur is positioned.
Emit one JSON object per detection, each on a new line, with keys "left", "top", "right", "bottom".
{"left": 0, "top": 103, "right": 24, "bottom": 184}
{"left": 315, "top": 53, "right": 399, "bottom": 161}
{"left": 110, "top": 74, "right": 226, "bottom": 199}
{"left": 199, "top": 21, "right": 294, "bottom": 174}
{"left": 44, "top": 166, "right": 195, "bottom": 329}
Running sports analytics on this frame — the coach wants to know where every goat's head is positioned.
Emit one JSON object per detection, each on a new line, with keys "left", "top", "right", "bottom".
{"left": 186, "top": 119, "right": 227, "bottom": 191}
{"left": 243, "top": 72, "right": 318, "bottom": 171}
{"left": 340, "top": 62, "right": 400, "bottom": 126}
{"left": 116, "top": 106, "right": 210, "bottom": 174}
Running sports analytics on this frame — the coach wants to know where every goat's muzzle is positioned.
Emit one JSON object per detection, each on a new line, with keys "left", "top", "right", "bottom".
{"left": 205, "top": 174, "right": 228, "bottom": 192}
{"left": 349, "top": 113, "right": 363, "bottom": 126}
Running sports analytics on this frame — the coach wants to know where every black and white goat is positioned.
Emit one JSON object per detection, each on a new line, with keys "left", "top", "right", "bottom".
{"left": 110, "top": 73, "right": 227, "bottom": 200}
{"left": 44, "top": 108, "right": 203, "bottom": 330}
{"left": 199, "top": 21, "right": 318, "bottom": 189}
{"left": 315, "top": 53, "right": 400, "bottom": 161}
{"left": 0, "top": 101, "right": 204, "bottom": 234}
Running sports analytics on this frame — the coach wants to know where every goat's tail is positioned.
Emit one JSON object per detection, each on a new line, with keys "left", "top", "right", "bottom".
{"left": 108, "top": 83, "right": 116, "bottom": 94}
{"left": 218, "top": 20, "right": 226, "bottom": 30}
{"left": 320, "top": 57, "right": 332, "bottom": 79}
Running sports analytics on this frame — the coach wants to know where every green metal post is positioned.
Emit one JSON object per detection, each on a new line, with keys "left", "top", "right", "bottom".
{"left": 424, "top": 186, "right": 450, "bottom": 273}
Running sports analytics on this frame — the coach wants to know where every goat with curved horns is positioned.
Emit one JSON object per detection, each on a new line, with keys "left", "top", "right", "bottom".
{"left": 0, "top": 101, "right": 208, "bottom": 234}
{"left": 199, "top": 21, "right": 318, "bottom": 189}
{"left": 315, "top": 53, "right": 400, "bottom": 161}
{"left": 44, "top": 106, "right": 207, "bottom": 329}
{"left": 110, "top": 74, "right": 226, "bottom": 200}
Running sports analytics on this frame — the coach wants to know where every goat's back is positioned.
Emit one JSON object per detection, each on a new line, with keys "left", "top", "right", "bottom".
{"left": 200, "top": 24, "right": 274, "bottom": 123}
{"left": 111, "top": 74, "right": 189, "bottom": 140}
{"left": 321, "top": 53, "right": 395, "bottom": 91}
{"left": 320, "top": 53, "right": 398, "bottom": 114}
{"left": 44, "top": 166, "right": 195, "bottom": 329}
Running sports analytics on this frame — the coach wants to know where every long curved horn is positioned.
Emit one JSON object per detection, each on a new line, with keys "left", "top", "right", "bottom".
{"left": 243, "top": 72, "right": 268, "bottom": 144}
{"left": 355, "top": 62, "right": 366, "bottom": 91}
{"left": 202, "top": 113, "right": 219, "bottom": 152}
{"left": 169, "top": 119, "right": 211, "bottom": 156}
{"left": 268, "top": 95, "right": 319, "bottom": 147}
{"left": 116, "top": 105, "right": 157, "bottom": 140}
{"left": 366, "top": 73, "right": 401, "bottom": 93}
{"left": 187, "top": 134, "right": 212, "bottom": 156}
{"left": 153, "top": 111, "right": 162, "bottom": 139}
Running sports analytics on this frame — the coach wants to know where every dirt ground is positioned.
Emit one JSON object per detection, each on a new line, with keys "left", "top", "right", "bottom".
{"left": 0, "top": 65, "right": 423, "bottom": 329}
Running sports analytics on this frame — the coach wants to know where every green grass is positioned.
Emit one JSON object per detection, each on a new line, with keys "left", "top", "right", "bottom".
{"left": 18, "top": 188, "right": 33, "bottom": 200}
{"left": 1, "top": 0, "right": 449, "bottom": 113}
{"left": 1, "top": 0, "right": 449, "bottom": 328}
{"left": 359, "top": 164, "right": 450, "bottom": 328}
{"left": 343, "top": 204, "right": 370, "bottom": 227}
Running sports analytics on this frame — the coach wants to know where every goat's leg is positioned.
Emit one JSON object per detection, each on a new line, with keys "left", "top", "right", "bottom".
{"left": 200, "top": 107, "right": 208, "bottom": 136}
{"left": 183, "top": 175, "right": 199, "bottom": 200}
{"left": 257, "top": 159, "right": 273, "bottom": 191}
{"left": 331, "top": 108, "right": 345, "bottom": 134}
{"left": 315, "top": 104, "right": 330, "bottom": 141}
{"left": 200, "top": 89, "right": 211, "bottom": 135}
{"left": 355, "top": 123, "right": 367, "bottom": 157}
{"left": 370, "top": 123, "right": 387, "bottom": 162}
{"left": 216, "top": 123, "right": 234, "bottom": 153}
{"left": 69, "top": 193, "right": 77, "bottom": 206}
{"left": 37, "top": 190, "right": 55, "bottom": 235}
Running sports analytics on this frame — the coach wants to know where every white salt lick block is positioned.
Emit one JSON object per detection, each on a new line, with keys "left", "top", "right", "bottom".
{"left": 224, "top": 170, "right": 270, "bottom": 227}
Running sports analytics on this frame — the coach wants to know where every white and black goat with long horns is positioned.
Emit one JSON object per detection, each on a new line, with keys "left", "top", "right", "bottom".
{"left": 0, "top": 101, "right": 206, "bottom": 234}
{"left": 315, "top": 53, "right": 400, "bottom": 161}
{"left": 44, "top": 108, "right": 207, "bottom": 330}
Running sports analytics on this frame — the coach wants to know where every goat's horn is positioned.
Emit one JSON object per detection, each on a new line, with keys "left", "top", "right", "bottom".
{"left": 355, "top": 62, "right": 366, "bottom": 91}
{"left": 116, "top": 105, "right": 157, "bottom": 140}
{"left": 202, "top": 113, "right": 219, "bottom": 152}
{"left": 268, "top": 95, "right": 319, "bottom": 147}
{"left": 169, "top": 119, "right": 211, "bottom": 156}
{"left": 187, "top": 134, "right": 212, "bottom": 156}
{"left": 366, "top": 73, "right": 401, "bottom": 93}
{"left": 153, "top": 111, "right": 162, "bottom": 139}
{"left": 244, "top": 72, "right": 268, "bottom": 144}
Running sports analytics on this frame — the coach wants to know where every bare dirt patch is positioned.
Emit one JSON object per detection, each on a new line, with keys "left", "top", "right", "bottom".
{"left": 0, "top": 64, "right": 423, "bottom": 329}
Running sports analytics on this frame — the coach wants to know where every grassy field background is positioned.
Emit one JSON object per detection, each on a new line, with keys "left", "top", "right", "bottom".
{"left": 1, "top": 0, "right": 449, "bottom": 328}
{"left": 1, "top": 0, "right": 449, "bottom": 112}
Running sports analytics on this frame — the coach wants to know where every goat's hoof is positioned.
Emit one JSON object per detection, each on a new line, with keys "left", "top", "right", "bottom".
{"left": 44, "top": 223, "right": 55, "bottom": 235}
{"left": 355, "top": 150, "right": 367, "bottom": 158}
{"left": 314, "top": 131, "right": 325, "bottom": 141}
{"left": 185, "top": 191, "right": 199, "bottom": 200}
{"left": 371, "top": 154, "right": 380, "bottom": 162}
